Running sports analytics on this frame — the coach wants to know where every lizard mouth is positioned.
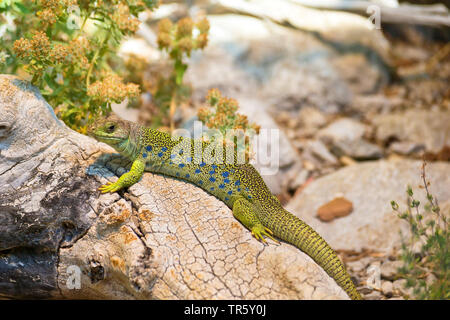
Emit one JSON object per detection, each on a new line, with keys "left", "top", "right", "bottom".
{"left": 91, "top": 133, "right": 123, "bottom": 144}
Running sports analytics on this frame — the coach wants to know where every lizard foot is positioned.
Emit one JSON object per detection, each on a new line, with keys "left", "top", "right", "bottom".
{"left": 250, "top": 225, "right": 280, "bottom": 244}
{"left": 99, "top": 181, "right": 123, "bottom": 193}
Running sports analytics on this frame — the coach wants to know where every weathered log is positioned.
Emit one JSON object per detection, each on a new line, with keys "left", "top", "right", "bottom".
{"left": 292, "top": 1, "right": 450, "bottom": 26}
{"left": 0, "top": 75, "right": 347, "bottom": 299}
{"left": 209, "top": 0, "right": 393, "bottom": 67}
{"left": 210, "top": 0, "right": 450, "bottom": 27}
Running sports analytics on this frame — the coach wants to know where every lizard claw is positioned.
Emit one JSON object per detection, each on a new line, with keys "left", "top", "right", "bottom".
{"left": 99, "top": 181, "right": 122, "bottom": 193}
{"left": 251, "top": 225, "right": 280, "bottom": 244}
{"left": 263, "top": 227, "right": 280, "bottom": 244}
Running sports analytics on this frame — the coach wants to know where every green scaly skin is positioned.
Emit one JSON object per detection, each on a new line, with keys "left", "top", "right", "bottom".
{"left": 88, "top": 114, "right": 362, "bottom": 300}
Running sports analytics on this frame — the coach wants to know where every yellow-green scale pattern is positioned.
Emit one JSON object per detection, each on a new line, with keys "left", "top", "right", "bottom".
{"left": 137, "top": 127, "right": 255, "bottom": 208}
{"left": 94, "top": 119, "right": 361, "bottom": 300}
{"left": 133, "top": 126, "right": 361, "bottom": 300}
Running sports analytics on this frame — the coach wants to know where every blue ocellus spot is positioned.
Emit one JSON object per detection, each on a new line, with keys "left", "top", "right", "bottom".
{"left": 210, "top": 187, "right": 214, "bottom": 191}
{"left": 195, "top": 169, "right": 201, "bottom": 174}
{"left": 248, "top": 195, "right": 252, "bottom": 199}
{"left": 209, "top": 177, "right": 216, "bottom": 182}
{"left": 222, "top": 171, "right": 229, "bottom": 178}
{"left": 185, "top": 174, "right": 190, "bottom": 178}
{"left": 227, "top": 190, "right": 233, "bottom": 195}
{"left": 200, "top": 162, "right": 206, "bottom": 167}
{"left": 199, "top": 180, "right": 203, "bottom": 185}
{"left": 143, "top": 153, "right": 148, "bottom": 158}
{"left": 179, "top": 163, "right": 185, "bottom": 168}
{"left": 158, "top": 152, "right": 164, "bottom": 157}
{"left": 237, "top": 188, "right": 241, "bottom": 192}
{"left": 161, "top": 147, "right": 168, "bottom": 152}
{"left": 235, "top": 180, "right": 241, "bottom": 186}
{"left": 146, "top": 146, "right": 152, "bottom": 151}
{"left": 225, "top": 197, "right": 229, "bottom": 201}
{"left": 219, "top": 184, "right": 225, "bottom": 189}
{"left": 224, "top": 178, "right": 230, "bottom": 184}
{"left": 209, "top": 170, "right": 215, "bottom": 175}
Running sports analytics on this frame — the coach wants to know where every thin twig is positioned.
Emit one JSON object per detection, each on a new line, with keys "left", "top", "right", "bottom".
{"left": 86, "top": 31, "right": 110, "bottom": 89}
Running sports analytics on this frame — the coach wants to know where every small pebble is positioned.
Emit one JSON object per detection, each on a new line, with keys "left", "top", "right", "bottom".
{"left": 381, "top": 260, "right": 403, "bottom": 280}
{"left": 363, "top": 291, "right": 383, "bottom": 300}
{"left": 359, "top": 286, "right": 373, "bottom": 294}
{"left": 381, "top": 281, "right": 394, "bottom": 298}
{"left": 317, "top": 197, "right": 353, "bottom": 222}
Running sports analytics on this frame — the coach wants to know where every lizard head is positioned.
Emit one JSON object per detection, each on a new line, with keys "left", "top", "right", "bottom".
{"left": 87, "top": 113, "right": 131, "bottom": 147}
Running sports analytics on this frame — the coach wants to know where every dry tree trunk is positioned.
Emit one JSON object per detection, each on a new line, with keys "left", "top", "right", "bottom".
{"left": 0, "top": 75, "right": 347, "bottom": 300}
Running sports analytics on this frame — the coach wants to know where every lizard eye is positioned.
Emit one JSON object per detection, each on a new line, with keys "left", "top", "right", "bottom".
{"left": 107, "top": 124, "right": 115, "bottom": 133}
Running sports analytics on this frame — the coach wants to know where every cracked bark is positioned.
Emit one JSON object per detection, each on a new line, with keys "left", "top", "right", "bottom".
{"left": 0, "top": 74, "right": 347, "bottom": 299}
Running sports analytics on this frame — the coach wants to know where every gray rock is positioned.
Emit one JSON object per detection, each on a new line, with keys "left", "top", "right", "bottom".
{"left": 307, "top": 140, "right": 338, "bottom": 164}
{"left": 393, "top": 279, "right": 414, "bottom": 297}
{"left": 358, "top": 286, "right": 373, "bottom": 294}
{"left": 333, "top": 139, "right": 383, "bottom": 160}
{"left": 373, "top": 109, "right": 450, "bottom": 154}
{"left": 298, "top": 107, "right": 328, "bottom": 129}
{"left": 185, "top": 12, "right": 390, "bottom": 116}
{"left": 389, "top": 141, "right": 425, "bottom": 155}
{"left": 388, "top": 296, "right": 405, "bottom": 300}
{"left": 351, "top": 94, "right": 404, "bottom": 117}
{"left": 318, "top": 118, "right": 367, "bottom": 143}
{"left": 318, "top": 118, "right": 382, "bottom": 160}
{"left": 346, "top": 260, "right": 367, "bottom": 273}
{"left": 290, "top": 169, "right": 310, "bottom": 190}
{"left": 331, "top": 53, "right": 388, "bottom": 94}
{"left": 286, "top": 159, "right": 450, "bottom": 254}
{"left": 426, "top": 273, "right": 437, "bottom": 286}
{"left": 381, "top": 281, "right": 394, "bottom": 297}
{"left": 393, "top": 279, "right": 406, "bottom": 293}
{"left": 261, "top": 56, "right": 351, "bottom": 114}
{"left": 363, "top": 291, "right": 383, "bottom": 300}
{"left": 211, "top": 0, "right": 392, "bottom": 94}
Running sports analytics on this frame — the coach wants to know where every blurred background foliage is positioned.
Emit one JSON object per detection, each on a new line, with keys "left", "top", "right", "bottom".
{"left": 0, "top": 0, "right": 161, "bottom": 133}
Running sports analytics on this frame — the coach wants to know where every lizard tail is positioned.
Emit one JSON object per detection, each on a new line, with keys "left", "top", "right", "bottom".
{"left": 263, "top": 209, "right": 362, "bottom": 300}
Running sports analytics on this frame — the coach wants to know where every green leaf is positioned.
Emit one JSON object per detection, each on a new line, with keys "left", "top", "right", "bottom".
{"left": 13, "top": 1, "right": 30, "bottom": 14}
{"left": 43, "top": 73, "right": 57, "bottom": 90}
{"left": 427, "top": 220, "right": 435, "bottom": 227}
{"left": 40, "top": 89, "right": 53, "bottom": 96}
{"left": 411, "top": 200, "right": 420, "bottom": 208}
{"left": 391, "top": 201, "right": 399, "bottom": 210}
{"left": 64, "top": 107, "right": 81, "bottom": 117}
{"left": 0, "top": 0, "right": 14, "bottom": 9}
{"left": 407, "top": 185, "right": 413, "bottom": 197}
{"left": 174, "top": 60, "right": 188, "bottom": 85}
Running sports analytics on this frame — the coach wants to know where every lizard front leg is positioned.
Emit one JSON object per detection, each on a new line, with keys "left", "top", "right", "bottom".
{"left": 99, "top": 157, "right": 145, "bottom": 193}
{"left": 232, "top": 197, "right": 279, "bottom": 244}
